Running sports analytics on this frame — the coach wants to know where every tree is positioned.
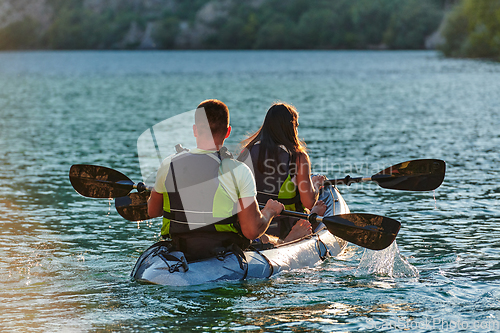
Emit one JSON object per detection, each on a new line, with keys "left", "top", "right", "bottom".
{"left": 440, "top": 0, "right": 500, "bottom": 60}
{"left": 350, "top": 0, "right": 396, "bottom": 47}
{"left": 384, "top": 0, "right": 442, "bottom": 49}
{"left": 296, "top": 9, "right": 339, "bottom": 48}
{"left": 0, "top": 18, "right": 42, "bottom": 50}
{"left": 154, "top": 16, "right": 181, "bottom": 49}
{"left": 254, "top": 14, "right": 296, "bottom": 49}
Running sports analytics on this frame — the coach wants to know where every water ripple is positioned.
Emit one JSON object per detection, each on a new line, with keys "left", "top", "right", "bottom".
{"left": 1, "top": 51, "right": 499, "bottom": 332}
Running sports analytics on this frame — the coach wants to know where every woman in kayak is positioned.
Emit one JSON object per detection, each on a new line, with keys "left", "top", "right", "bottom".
{"left": 239, "top": 102, "right": 328, "bottom": 242}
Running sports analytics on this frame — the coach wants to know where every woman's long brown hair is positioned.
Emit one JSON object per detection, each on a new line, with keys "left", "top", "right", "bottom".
{"left": 241, "top": 102, "right": 307, "bottom": 174}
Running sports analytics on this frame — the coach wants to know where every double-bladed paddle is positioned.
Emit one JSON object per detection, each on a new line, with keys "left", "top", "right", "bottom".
{"left": 259, "top": 205, "right": 400, "bottom": 251}
{"left": 114, "top": 194, "right": 400, "bottom": 250}
{"left": 70, "top": 159, "right": 445, "bottom": 199}
{"left": 69, "top": 163, "right": 410, "bottom": 250}
{"left": 115, "top": 193, "right": 400, "bottom": 251}
{"left": 326, "top": 159, "right": 445, "bottom": 191}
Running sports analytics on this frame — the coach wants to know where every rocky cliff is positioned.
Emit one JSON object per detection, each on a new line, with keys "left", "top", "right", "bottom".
{"left": 0, "top": 0, "right": 53, "bottom": 30}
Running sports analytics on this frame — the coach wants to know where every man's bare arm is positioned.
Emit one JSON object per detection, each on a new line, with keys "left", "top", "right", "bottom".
{"left": 237, "top": 197, "right": 283, "bottom": 240}
{"left": 148, "top": 190, "right": 164, "bottom": 218}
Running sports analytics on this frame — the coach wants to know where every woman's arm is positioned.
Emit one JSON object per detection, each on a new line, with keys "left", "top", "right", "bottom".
{"left": 295, "top": 152, "right": 324, "bottom": 210}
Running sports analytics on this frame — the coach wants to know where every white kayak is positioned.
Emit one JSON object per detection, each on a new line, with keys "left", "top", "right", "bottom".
{"left": 131, "top": 186, "right": 349, "bottom": 286}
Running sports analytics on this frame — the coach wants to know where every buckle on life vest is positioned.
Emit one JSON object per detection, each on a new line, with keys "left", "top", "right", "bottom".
{"left": 175, "top": 144, "right": 189, "bottom": 153}
{"left": 219, "top": 146, "right": 233, "bottom": 160}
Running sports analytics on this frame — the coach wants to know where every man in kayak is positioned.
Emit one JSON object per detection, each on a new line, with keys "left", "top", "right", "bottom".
{"left": 147, "top": 99, "right": 284, "bottom": 261}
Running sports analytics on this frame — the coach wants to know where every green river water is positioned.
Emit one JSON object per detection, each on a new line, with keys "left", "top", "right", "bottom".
{"left": 0, "top": 51, "right": 499, "bottom": 332}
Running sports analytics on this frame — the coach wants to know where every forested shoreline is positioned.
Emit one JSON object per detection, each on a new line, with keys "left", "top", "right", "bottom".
{"left": 0, "top": 0, "right": 445, "bottom": 50}
{"left": 0, "top": 0, "right": 498, "bottom": 61}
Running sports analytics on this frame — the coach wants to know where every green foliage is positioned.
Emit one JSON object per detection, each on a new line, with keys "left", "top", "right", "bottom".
{"left": 209, "top": 0, "right": 443, "bottom": 50}
{"left": 254, "top": 13, "right": 296, "bottom": 49}
{"left": 153, "top": 16, "right": 180, "bottom": 49}
{"left": 384, "top": 0, "right": 442, "bottom": 49}
{"left": 439, "top": 4, "right": 470, "bottom": 57}
{"left": 295, "top": 9, "right": 339, "bottom": 48}
{"left": 47, "top": 7, "right": 101, "bottom": 49}
{"left": 204, "top": 5, "right": 259, "bottom": 49}
{"left": 4, "top": 0, "right": 448, "bottom": 50}
{"left": 46, "top": 3, "right": 138, "bottom": 49}
{"left": 0, "top": 18, "right": 42, "bottom": 50}
{"left": 440, "top": 0, "right": 500, "bottom": 60}
{"left": 174, "top": 0, "right": 211, "bottom": 21}
{"left": 350, "top": 0, "right": 397, "bottom": 46}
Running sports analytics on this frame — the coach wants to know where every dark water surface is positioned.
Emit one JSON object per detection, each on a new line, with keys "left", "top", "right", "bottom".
{"left": 1, "top": 51, "right": 499, "bottom": 332}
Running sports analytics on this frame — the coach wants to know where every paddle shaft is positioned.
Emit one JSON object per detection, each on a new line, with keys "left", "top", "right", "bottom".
{"left": 71, "top": 159, "right": 445, "bottom": 200}
{"left": 71, "top": 164, "right": 402, "bottom": 249}
{"left": 260, "top": 205, "right": 321, "bottom": 223}
{"left": 324, "top": 175, "right": 384, "bottom": 186}
{"left": 259, "top": 205, "right": 374, "bottom": 233}
{"left": 106, "top": 180, "right": 151, "bottom": 192}
{"left": 325, "top": 175, "right": 390, "bottom": 186}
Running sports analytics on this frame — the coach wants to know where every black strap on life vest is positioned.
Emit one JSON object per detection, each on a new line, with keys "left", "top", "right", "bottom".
{"left": 169, "top": 231, "right": 250, "bottom": 262}
{"left": 163, "top": 211, "right": 239, "bottom": 231}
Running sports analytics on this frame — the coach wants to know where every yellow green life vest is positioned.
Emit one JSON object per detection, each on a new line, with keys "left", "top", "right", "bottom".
{"left": 161, "top": 149, "right": 240, "bottom": 237}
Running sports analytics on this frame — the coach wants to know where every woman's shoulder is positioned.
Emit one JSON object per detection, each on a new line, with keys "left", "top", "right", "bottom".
{"left": 295, "top": 151, "right": 311, "bottom": 164}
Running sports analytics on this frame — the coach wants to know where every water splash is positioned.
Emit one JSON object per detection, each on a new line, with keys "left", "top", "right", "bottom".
{"left": 107, "top": 198, "right": 112, "bottom": 216}
{"left": 356, "top": 241, "right": 418, "bottom": 278}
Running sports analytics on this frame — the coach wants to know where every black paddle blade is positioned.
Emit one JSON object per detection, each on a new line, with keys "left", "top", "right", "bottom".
{"left": 115, "top": 192, "right": 151, "bottom": 221}
{"left": 69, "top": 164, "right": 135, "bottom": 198}
{"left": 372, "top": 159, "right": 446, "bottom": 191}
{"left": 321, "top": 213, "right": 401, "bottom": 250}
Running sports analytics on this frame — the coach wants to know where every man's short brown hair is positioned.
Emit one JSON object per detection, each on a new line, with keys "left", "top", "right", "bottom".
{"left": 195, "top": 99, "right": 230, "bottom": 139}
